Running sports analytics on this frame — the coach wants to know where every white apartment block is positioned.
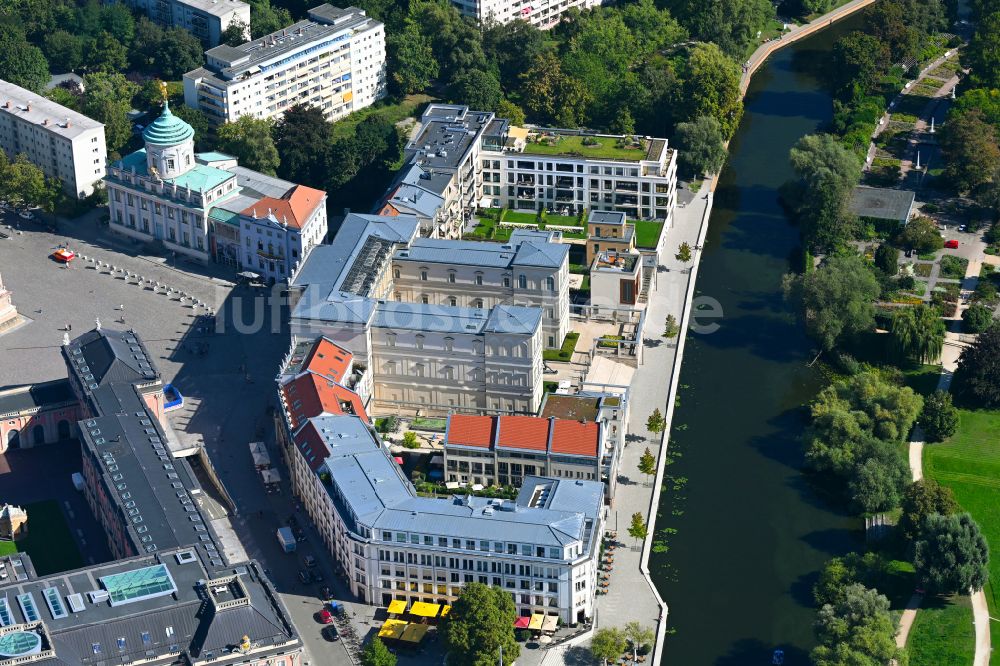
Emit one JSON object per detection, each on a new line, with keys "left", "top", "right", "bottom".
{"left": 288, "top": 213, "right": 552, "bottom": 415}
{"left": 388, "top": 105, "right": 677, "bottom": 240}
{"left": 275, "top": 412, "right": 604, "bottom": 624}
{"left": 106, "top": 104, "right": 327, "bottom": 275}
{"left": 0, "top": 79, "right": 106, "bottom": 199}
{"left": 450, "top": 0, "right": 601, "bottom": 29}
{"left": 391, "top": 232, "right": 570, "bottom": 349}
{"left": 123, "top": 0, "right": 250, "bottom": 46}
{"left": 183, "top": 4, "right": 386, "bottom": 125}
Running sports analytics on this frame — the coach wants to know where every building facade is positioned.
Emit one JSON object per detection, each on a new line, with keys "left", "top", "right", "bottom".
{"left": 0, "top": 380, "right": 82, "bottom": 453}
{"left": 105, "top": 104, "right": 327, "bottom": 276}
{"left": 391, "top": 233, "right": 570, "bottom": 349}
{"left": 0, "top": 80, "right": 106, "bottom": 199}
{"left": 183, "top": 4, "right": 385, "bottom": 125}
{"left": 123, "top": 0, "right": 250, "bottom": 45}
{"left": 449, "top": 0, "right": 600, "bottom": 29}
{"left": 396, "top": 105, "right": 677, "bottom": 241}
{"left": 275, "top": 410, "right": 604, "bottom": 624}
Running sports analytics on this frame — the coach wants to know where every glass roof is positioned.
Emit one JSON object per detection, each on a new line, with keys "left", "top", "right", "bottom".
{"left": 0, "top": 631, "right": 41, "bottom": 657}
{"left": 100, "top": 564, "right": 177, "bottom": 607}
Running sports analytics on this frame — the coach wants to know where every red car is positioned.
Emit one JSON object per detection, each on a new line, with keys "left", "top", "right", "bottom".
{"left": 51, "top": 248, "right": 76, "bottom": 263}
{"left": 319, "top": 609, "right": 333, "bottom": 624}
{"left": 944, "top": 240, "right": 959, "bottom": 249}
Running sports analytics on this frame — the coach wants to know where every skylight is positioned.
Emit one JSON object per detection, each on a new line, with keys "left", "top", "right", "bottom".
{"left": 99, "top": 564, "right": 177, "bottom": 607}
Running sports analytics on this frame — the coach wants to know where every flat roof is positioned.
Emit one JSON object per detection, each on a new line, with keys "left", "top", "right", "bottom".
{"left": 394, "top": 237, "right": 567, "bottom": 270}
{"left": 849, "top": 186, "right": 915, "bottom": 222}
{"left": 178, "top": 0, "right": 249, "bottom": 16}
{"left": 539, "top": 394, "right": 601, "bottom": 421}
{"left": 0, "top": 379, "right": 76, "bottom": 417}
{"left": 408, "top": 106, "right": 493, "bottom": 170}
{"left": 373, "top": 302, "right": 540, "bottom": 336}
{"left": 0, "top": 79, "right": 103, "bottom": 140}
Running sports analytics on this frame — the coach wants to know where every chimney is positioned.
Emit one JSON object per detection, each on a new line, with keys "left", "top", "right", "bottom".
{"left": 65, "top": 117, "right": 71, "bottom": 128}
{"left": 42, "top": 118, "right": 48, "bottom": 126}
{"left": 25, "top": 102, "right": 31, "bottom": 112}
{"left": 2, "top": 101, "right": 8, "bottom": 109}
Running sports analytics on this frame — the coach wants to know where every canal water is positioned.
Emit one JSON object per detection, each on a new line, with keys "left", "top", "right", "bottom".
{"left": 652, "top": 15, "right": 866, "bottom": 665}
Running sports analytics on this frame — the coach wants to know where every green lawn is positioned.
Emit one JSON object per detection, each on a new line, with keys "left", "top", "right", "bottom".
{"left": 521, "top": 135, "right": 647, "bottom": 161}
{"left": 0, "top": 541, "right": 17, "bottom": 556}
{"left": 940, "top": 255, "right": 969, "bottom": 280}
{"left": 907, "top": 595, "right": 976, "bottom": 665}
{"left": 330, "top": 94, "right": 434, "bottom": 142}
{"left": 411, "top": 417, "right": 447, "bottom": 432}
{"left": 634, "top": 220, "right": 664, "bottom": 249}
{"left": 14, "top": 500, "right": 84, "bottom": 575}
{"left": 543, "top": 332, "right": 580, "bottom": 361}
{"left": 902, "top": 364, "right": 943, "bottom": 396}
{"left": 925, "top": 408, "right": 1000, "bottom": 650}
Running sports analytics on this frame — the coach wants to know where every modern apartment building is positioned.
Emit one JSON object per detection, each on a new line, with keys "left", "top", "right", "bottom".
{"left": 123, "top": 0, "right": 250, "bottom": 46}
{"left": 396, "top": 105, "right": 677, "bottom": 240}
{"left": 585, "top": 210, "right": 635, "bottom": 264}
{"left": 391, "top": 231, "right": 570, "bottom": 349}
{"left": 183, "top": 4, "right": 386, "bottom": 125}
{"left": 0, "top": 549, "right": 303, "bottom": 666}
{"left": 0, "top": 79, "right": 106, "bottom": 199}
{"left": 105, "top": 103, "right": 327, "bottom": 277}
{"left": 449, "top": 0, "right": 600, "bottom": 29}
{"left": 289, "top": 213, "right": 549, "bottom": 415}
{"left": 275, "top": 409, "right": 604, "bottom": 624}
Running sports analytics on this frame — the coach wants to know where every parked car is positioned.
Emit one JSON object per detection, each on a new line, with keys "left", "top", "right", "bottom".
{"left": 18, "top": 211, "right": 33, "bottom": 220}
{"left": 945, "top": 239, "right": 960, "bottom": 249}
{"left": 318, "top": 608, "right": 334, "bottom": 624}
{"left": 298, "top": 569, "right": 311, "bottom": 584}
{"left": 959, "top": 224, "right": 968, "bottom": 232}
{"left": 303, "top": 554, "right": 317, "bottom": 568}
{"left": 322, "top": 625, "right": 340, "bottom": 642}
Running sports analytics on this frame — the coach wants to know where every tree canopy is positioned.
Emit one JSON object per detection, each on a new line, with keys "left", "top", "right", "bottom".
{"left": 956, "top": 322, "right": 1000, "bottom": 406}
{"left": 939, "top": 108, "right": 1000, "bottom": 193}
{"left": 898, "top": 479, "right": 959, "bottom": 542}
{"left": 216, "top": 116, "right": 280, "bottom": 176}
{"left": 81, "top": 72, "right": 138, "bottom": 155}
{"left": 920, "top": 390, "right": 959, "bottom": 443}
{"left": 786, "top": 134, "right": 862, "bottom": 252}
{"left": 441, "top": 583, "right": 519, "bottom": 666}
{"left": 891, "top": 304, "right": 945, "bottom": 363}
{"left": 674, "top": 116, "right": 727, "bottom": 177}
{"left": 914, "top": 512, "right": 990, "bottom": 594}
{"left": 360, "top": 637, "right": 396, "bottom": 666}
{"left": 811, "top": 583, "right": 903, "bottom": 666}
{"left": 0, "top": 25, "right": 50, "bottom": 93}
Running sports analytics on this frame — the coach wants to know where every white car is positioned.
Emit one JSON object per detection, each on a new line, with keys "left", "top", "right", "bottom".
{"left": 958, "top": 225, "right": 968, "bottom": 232}
{"left": 18, "top": 211, "right": 33, "bottom": 220}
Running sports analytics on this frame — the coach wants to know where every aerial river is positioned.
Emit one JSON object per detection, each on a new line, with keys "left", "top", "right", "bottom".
{"left": 652, "top": 15, "right": 866, "bottom": 664}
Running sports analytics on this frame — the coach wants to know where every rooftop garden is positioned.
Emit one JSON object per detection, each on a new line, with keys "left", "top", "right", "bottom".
{"left": 521, "top": 133, "right": 648, "bottom": 161}
{"left": 633, "top": 220, "right": 664, "bottom": 249}
{"left": 466, "top": 208, "right": 587, "bottom": 240}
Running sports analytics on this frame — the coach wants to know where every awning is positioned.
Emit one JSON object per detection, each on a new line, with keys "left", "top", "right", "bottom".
{"left": 409, "top": 601, "right": 440, "bottom": 617}
{"left": 387, "top": 600, "right": 407, "bottom": 615}
{"left": 528, "top": 614, "right": 544, "bottom": 630}
{"left": 441, "top": 605, "right": 451, "bottom": 617}
{"left": 400, "top": 623, "right": 429, "bottom": 643}
{"left": 378, "top": 619, "right": 407, "bottom": 639}
{"left": 514, "top": 616, "right": 531, "bottom": 629}
{"left": 541, "top": 615, "right": 559, "bottom": 632}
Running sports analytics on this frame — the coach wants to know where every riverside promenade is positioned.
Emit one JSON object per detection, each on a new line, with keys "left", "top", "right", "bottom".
{"left": 570, "top": 2, "right": 886, "bottom": 665}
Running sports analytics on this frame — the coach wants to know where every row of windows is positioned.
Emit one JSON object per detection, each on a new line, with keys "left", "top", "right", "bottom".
{"left": 380, "top": 533, "right": 564, "bottom": 559}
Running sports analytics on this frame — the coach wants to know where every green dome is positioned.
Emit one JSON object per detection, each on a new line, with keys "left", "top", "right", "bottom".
{"left": 143, "top": 101, "right": 194, "bottom": 146}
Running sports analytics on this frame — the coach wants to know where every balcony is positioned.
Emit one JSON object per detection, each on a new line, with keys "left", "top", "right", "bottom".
{"left": 615, "top": 181, "right": 638, "bottom": 192}
{"left": 614, "top": 194, "right": 638, "bottom": 206}
{"left": 516, "top": 176, "right": 535, "bottom": 186}
{"left": 555, "top": 190, "right": 576, "bottom": 203}
{"left": 555, "top": 177, "right": 574, "bottom": 188}
{"left": 516, "top": 187, "right": 536, "bottom": 199}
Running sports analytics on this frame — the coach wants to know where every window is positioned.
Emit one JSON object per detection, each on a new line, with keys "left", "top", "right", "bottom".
{"left": 448, "top": 271, "right": 456, "bottom": 283}
{"left": 167, "top": 158, "right": 175, "bottom": 170}
{"left": 117, "top": 637, "right": 126, "bottom": 650}
{"left": 518, "top": 275, "right": 527, "bottom": 289}
{"left": 503, "top": 277, "right": 511, "bottom": 288}
{"left": 420, "top": 270, "right": 428, "bottom": 281}
{"left": 393, "top": 268, "right": 399, "bottom": 279}
{"left": 475, "top": 273, "right": 483, "bottom": 285}
{"left": 444, "top": 337, "right": 454, "bottom": 352}
{"left": 421, "top": 295, "right": 429, "bottom": 304}
{"left": 92, "top": 644, "right": 101, "bottom": 655}
{"left": 546, "top": 276, "right": 555, "bottom": 292}
{"left": 474, "top": 299, "right": 483, "bottom": 309}
{"left": 448, "top": 297, "right": 457, "bottom": 306}
{"left": 415, "top": 335, "right": 424, "bottom": 350}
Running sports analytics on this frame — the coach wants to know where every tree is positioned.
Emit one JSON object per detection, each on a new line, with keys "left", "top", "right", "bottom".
{"left": 638, "top": 448, "right": 656, "bottom": 484}
{"left": 401, "top": 431, "right": 419, "bottom": 449}
{"left": 0, "top": 25, "right": 50, "bottom": 93}
{"left": 100, "top": 2, "right": 137, "bottom": 44}
{"left": 668, "top": 0, "right": 773, "bottom": 57}
{"left": 646, "top": 408, "right": 666, "bottom": 437}
{"left": 811, "top": 583, "right": 903, "bottom": 666}
{"left": 899, "top": 479, "right": 959, "bottom": 542}
{"left": 939, "top": 109, "right": 1000, "bottom": 193}
{"left": 482, "top": 18, "right": 549, "bottom": 90}
{"left": 675, "top": 242, "right": 692, "bottom": 266}
{"left": 520, "top": 51, "right": 591, "bottom": 127}
{"left": 965, "top": 9, "right": 1000, "bottom": 89}
{"left": 784, "top": 255, "right": 880, "bottom": 352}
{"left": 216, "top": 116, "right": 280, "bottom": 175}
{"left": 81, "top": 72, "right": 138, "bottom": 155}
{"left": 84, "top": 32, "right": 128, "bottom": 73}
{"left": 786, "top": 134, "right": 862, "bottom": 252}
{"left": 447, "top": 69, "right": 502, "bottom": 111}
{"left": 42, "top": 31, "right": 84, "bottom": 74}
{"left": 360, "top": 637, "right": 396, "bottom": 666}
{"left": 965, "top": 302, "right": 994, "bottom": 335}
{"left": 914, "top": 512, "right": 990, "bottom": 593}
{"left": 848, "top": 456, "right": 909, "bottom": 513}
{"left": 172, "top": 105, "right": 213, "bottom": 151}
{"left": 873, "top": 244, "right": 899, "bottom": 275}
{"left": 441, "top": 583, "right": 519, "bottom": 666}
{"left": 0, "top": 154, "right": 60, "bottom": 213}
{"left": 628, "top": 512, "right": 648, "bottom": 547}
{"left": 623, "top": 622, "right": 653, "bottom": 663}
{"left": 921, "top": 389, "right": 959, "bottom": 442}
{"left": 155, "top": 27, "right": 206, "bottom": 79}
{"left": 248, "top": 0, "right": 293, "bottom": 39}
{"left": 496, "top": 99, "right": 525, "bottom": 127}
{"left": 832, "top": 31, "right": 891, "bottom": 98}
{"left": 388, "top": 22, "right": 439, "bottom": 94}
{"left": 675, "top": 43, "right": 743, "bottom": 138}
{"left": 957, "top": 322, "right": 1000, "bottom": 406}
{"left": 663, "top": 314, "right": 680, "bottom": 338}
{"left": 220, "top": 19, "right": 249, "bottom": 46}
{"left": 275, "top": 104, "right": 332, "bottom": 187}
{"left": 895, "top": 216, "right": 944, "bottom": 254}
{"left": 674, "top": 116, "right": 726, "bottom": 177}
{"left": 590, "top": 627, "right": 627, "bottom": 665}
{"left": 891, "top": 304, "right": 945, "bottom": 363}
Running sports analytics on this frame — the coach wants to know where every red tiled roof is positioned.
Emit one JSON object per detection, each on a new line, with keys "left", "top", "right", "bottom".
{"left": 446, "top": 415, "right": 495, "bottom": 448}
{"left": 550, "top": 420, "right": 600, "bottom": 457}
{"left": 242, "top": 184, "right": 326, "bottom": 230}
{"left": 497, "top": 416, "right": 549, "bottom": 451}
{"left": 293, "top": 421, "right": 330, "bottom": 472}
{"left": 281, "top": 372, "right": 368, "bottom": 429}
{"left": 303, "top": 338, "right": 352, "bottom": 383}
